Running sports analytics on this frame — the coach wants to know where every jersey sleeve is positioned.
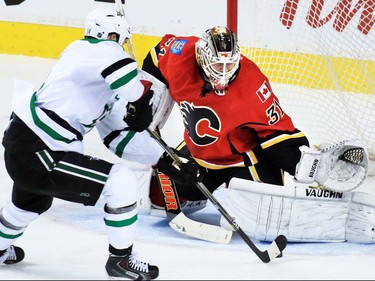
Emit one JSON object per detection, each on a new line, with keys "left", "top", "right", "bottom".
{"left": 99, "top": 42, "right": 145, "bottom": 104}
{"left": 253, "top": 83, "right": 309, "bottom": 175}
{"left": 141, "top": 41, "right": 168, "bottom": 86}
{"left": 259, "top": 128, "right": 309, "bottom": 175}
{"left": 95, "top": 101, "right": 164, "bottom": 166}
{"left": 141, "top": 34, "right": 177, "bottom": 87}
{"left": 141, "top": 34, "right": 197, "bottom": 87}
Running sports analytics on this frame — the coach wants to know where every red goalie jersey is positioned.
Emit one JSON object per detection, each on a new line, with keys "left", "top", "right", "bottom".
{"left": 142, "top": 34, "right": 309, "bottom": 176}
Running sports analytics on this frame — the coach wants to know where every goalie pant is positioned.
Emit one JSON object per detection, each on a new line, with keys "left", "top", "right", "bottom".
{"left": 220, "top": 178, "right": 375, "bottom": 243}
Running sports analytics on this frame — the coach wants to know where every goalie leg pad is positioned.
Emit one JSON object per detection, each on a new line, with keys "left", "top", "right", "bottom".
{"left": 346, "top": 191, "right": 375, "bottom": 243}
{"left": 149, "top": 171, "right": 207, "bottom": 215}
{"left": 220, "top": 178, "right": 353, "bottom": 242}
{"left": 137, "top": 169, "right": 208, "bottom": 217}
{"left": 222, "top": 178, "right": 375, "bottom": 243}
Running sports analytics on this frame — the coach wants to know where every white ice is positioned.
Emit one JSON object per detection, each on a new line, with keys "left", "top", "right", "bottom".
{"left": 1, "top": 54, "right": 375, "bottom": 280}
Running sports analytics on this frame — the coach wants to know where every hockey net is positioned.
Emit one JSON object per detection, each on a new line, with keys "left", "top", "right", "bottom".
{"left": 233, "top": 0, "right": 375, "bottom": 175}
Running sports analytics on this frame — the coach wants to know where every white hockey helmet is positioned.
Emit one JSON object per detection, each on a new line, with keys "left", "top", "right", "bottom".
{"left": 195, "top": 26, "right": 241, "bottom": 96}
{"left": 84, "top": 7, "right": 132, "bottom": 45}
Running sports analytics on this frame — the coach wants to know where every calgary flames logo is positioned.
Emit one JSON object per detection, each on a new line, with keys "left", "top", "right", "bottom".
{"left": 180, "top": 101, "right": 221, "bottom": 146}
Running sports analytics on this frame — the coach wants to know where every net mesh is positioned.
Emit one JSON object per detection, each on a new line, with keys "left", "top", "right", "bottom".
{"left": 237, "top": 0, "right": 375, "bottom": 174}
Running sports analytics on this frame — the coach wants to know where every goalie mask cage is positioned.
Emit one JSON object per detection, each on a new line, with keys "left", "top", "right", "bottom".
{"left": 227, "top": 0, "right": 375, "bottom": 175}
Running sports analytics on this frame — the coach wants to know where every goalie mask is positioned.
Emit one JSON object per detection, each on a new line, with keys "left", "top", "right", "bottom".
{"left": 195, "top": 26, "right": 241, "bottom": 96}
{"left": 84, "top": 7, "right": 132, "bottom": 46}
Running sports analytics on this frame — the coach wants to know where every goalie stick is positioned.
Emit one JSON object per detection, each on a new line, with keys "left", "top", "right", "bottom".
{"left": 153, "top": 169, "right": 232, "bottom": 243}
{"left": 147, "top": 128, "right": 287, "bottom": 263}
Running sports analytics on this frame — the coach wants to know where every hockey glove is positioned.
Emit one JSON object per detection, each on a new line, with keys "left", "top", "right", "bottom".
{"left": 294, "top": 139, "right": 368, "bottom": 192}
{"left": 154, "top": 149, "right": 204, "bottom": 186}
{"left": 123, "top": 82, "right": 154, "bottom": 132}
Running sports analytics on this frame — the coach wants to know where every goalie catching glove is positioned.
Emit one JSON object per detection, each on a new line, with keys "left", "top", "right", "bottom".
{"left": 294, "top": 139, "right": 369, "bottom": 192}
{"left": 123, "top": 80, "right": 154, "bottom": 132}
{"left": 154, "top": 148, "right": 204, "bottom": 185}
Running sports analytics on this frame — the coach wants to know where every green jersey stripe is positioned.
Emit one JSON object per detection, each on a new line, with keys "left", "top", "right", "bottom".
{"left": 115, "top": 130, "right": 136, "bottom": 157}
{"left": 110, "top": 68, "right": 138, "bottom": 90}
{"left": 30, "top": 93, "right": 75, "bottom": 144}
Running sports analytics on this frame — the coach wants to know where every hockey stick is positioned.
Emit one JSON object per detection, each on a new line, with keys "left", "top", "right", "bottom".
{"left": 114, "top": 0, "right": 125, "bottom": 14}
{"left": 147, "top": 128, "right": 287, "bottom": 263}
{"left": 114, "top": 0, "right": 137, "bottom": 60}
{"left": 153, "top": 169, "right": 232, "bottom": 243}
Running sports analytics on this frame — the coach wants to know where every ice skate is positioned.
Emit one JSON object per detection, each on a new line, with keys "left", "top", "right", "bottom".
{"left": 105, "top": 251, "right": 159, "bottom": 280}
{"left": 0, "top": 246, "right": 25, "bottom": 265}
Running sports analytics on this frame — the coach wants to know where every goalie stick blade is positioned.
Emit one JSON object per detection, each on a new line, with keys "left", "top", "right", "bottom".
{"left": 237, "top": 227, "right": 287, "bottom": 263}
{"left": 244, "top": 233, "right": 287, "bottom": 263}
{"left": 169, "top": 212, "right": 233, "bottom": 244}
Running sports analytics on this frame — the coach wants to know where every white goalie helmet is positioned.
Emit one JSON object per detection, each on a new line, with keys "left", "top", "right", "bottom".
{"left": 84, "top": 7, "right": 132, "bottom": 46}
{"left": 195, "top": 26, "right": 241, "bottom": 96}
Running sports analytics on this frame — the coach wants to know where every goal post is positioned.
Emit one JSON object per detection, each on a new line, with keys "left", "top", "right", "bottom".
{"left": 228, "top": 0, "right": 375, "bottom": 175}
{"left": 227, "top": 0, "right": 238, "bottom": 34}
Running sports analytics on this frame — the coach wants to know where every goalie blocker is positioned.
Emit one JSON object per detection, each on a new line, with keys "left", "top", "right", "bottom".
{"left": 138, "top": 69, "right": 174, "bottom": 132}
{"left": 221, "top": 178, "right": 375, "bottom": 243}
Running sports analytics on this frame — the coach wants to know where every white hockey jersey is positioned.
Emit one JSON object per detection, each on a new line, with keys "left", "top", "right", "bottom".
{"left": 11, "top": 38, "right": 164, "bottom": 166}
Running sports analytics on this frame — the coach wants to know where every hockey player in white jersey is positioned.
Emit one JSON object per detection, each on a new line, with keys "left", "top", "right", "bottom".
{"left": 0, "top": 7, "right": 201, "bottom": 280}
